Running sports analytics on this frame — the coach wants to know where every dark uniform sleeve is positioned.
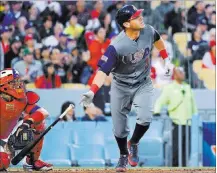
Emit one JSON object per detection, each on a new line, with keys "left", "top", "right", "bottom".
{"left": 150, "top": 25, "right": 161, "bottom": 43}
{"left": 98, "top": 45, "right": 117, "bottom": 75}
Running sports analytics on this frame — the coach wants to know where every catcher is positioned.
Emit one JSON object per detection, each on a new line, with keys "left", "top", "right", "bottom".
{"left": 0, "top": 68, "right": 52, "bottom": 171}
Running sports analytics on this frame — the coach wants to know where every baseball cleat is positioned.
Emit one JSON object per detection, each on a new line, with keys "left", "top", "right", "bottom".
{"left": 116, "top": 154, "right": 128, "bottom": 172}
{"left": 23, "top": 157, "right": 53, "bottom": 171}
{"left": 128, "top": 141, "right": 139, "bottom": 167}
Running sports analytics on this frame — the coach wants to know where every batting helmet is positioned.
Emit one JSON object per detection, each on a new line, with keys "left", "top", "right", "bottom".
{"left": 116, "top": 5, "right": 144, "bottom": 28}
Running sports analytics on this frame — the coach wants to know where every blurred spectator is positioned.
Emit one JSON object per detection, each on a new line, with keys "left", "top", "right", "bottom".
{"left": 209, "top": 28, "right": 216, "bottom": 42}
{"left": 0, "top": 42, "right": 4, "bottom": 69}
{"left": 13, "top": 16, "right": 28, "bottom": 38}
{"left": 152, "top": 1, "right": 174, "bottom": 31}
{"left": 208, "top": 11, "right": 216, "bottom": 31}
{"left": 91, "top": 0, "right": 104, "bottom": 19}
{"left": 28, "top": 4, "right": 40, "bottom": 25}
{"left": 72, "top": 0, "right": 91, "bottom": 27}
{"left": 4, "top": 36, "right": 22, "bottom": 68}
{"left": 187, "top": 27, "right": 207, "bottom": 57}
{"left": 43, "top": 22, "right": 64, "bottom": 47}
{"left": 196, "top": 17, "right": 209, "bottom": 41}
{"left": 67, "top": 47, "right": 86, "bottom": 83}
{"left": 154, "top": 67, "right": 198, "bottom": 166}
{"left": 25, "top": 22, "right": 40, "bottom": 42}
{"left": 99, "top": 12, "right": 115, "bottom": 39}
{"left": 202, "top": 40, "right": 216, "bottom": 70}
{"left": 81, "top": 105, "right": 107, "bottom": 121}
{"left": 35, "top": 62, "right": 62, "bottom": 89}
{"left": 10, "top": 1, "right": 27, "bottom": 19}
{"left": 88, "top": 27, "right": 110, "bottom": 73}
{"left": 34, "top": 43, "right": 43, "bottom": 60}
{"left": 1, "top": 25, "right": 12, "bottom": 54}
{"left": 56, "top": 32, "right": 68, "bottom": 52}
{"left": 64, "top": 15, "right": 84, "bottom": 39}
{"left": 151, "top": 47, "right": 173, "bottom": 88}
{"left": 24, "top": 34, "right": 35, "bottom": 53}
{"left": 160, "top": 31, "right": 173, "bottom": 58}
{"left": 14, "top": 47, "right": 43, "bottom": 83}
{"left": 39, "top": 15, "right": 53, "bottom": 39}
{"left": 187, "top": 1, "right": 205, "bottom": 28}
{"left": 40, "top": 46, "right": 50, "bottom": 64}
{"left": 204, "top": 4, "right": 213, "bottom": 25}
{"left": 164, "top": 1, "right": 186, "bottom": 35}
{"left": 50, "top": 48, "right": 67, "bottom": 83}
{"left": 61, "top": 101, "right": 76, "bottom": 122}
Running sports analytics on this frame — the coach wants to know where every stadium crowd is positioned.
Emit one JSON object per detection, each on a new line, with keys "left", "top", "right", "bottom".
{"left": 0, "top": 0, "right": 216, "bottom": 89}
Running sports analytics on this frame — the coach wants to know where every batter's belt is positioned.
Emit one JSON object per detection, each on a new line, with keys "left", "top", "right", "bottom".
{"left": 113, "top": 76, "right": 147, "bottom": 87}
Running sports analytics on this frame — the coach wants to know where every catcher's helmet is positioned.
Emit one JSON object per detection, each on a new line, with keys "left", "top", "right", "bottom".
{"left": 116, "top": 5, "right": 144, "bottom": 28}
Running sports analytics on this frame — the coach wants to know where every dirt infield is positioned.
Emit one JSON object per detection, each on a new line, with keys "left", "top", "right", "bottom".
{"left": 7, "top": 168, "right": 216, "bottom": 173}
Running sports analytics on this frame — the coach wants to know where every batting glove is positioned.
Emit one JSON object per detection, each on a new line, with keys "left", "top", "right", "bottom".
{"left": 80, "top": 90, "right": 95, "bottom": 107}
{"left": 164, "top": 57, "right": 174, "bottom": 77}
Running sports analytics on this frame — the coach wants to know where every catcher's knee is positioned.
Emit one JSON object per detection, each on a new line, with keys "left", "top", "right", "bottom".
{"left": 0, "top": 152, "right": 10, "bottom": 170}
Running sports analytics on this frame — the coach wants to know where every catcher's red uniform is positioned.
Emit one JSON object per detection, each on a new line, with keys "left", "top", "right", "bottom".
{"left": 0, "top": 68, "right": 52, "bottom": 171}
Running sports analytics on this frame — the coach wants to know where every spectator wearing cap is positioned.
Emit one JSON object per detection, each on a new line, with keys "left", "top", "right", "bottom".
{"left": 13, "top": 16, "right": 28, "bottom": 38}
{"left": 202, "top": 40, "right": 216, "bottom": 70}
{"left": 187, "top": 1, "right": 205, "bottom": 28}
{"left": 164, "top": 1, "right": 186, "bottom": 35}
{"left": 196, "top": 18, "right": 209, "bottom": 41}
{"left": 56, "top": 32, "right": 68, "bottom": 52}
{"left": 24, "top": 34, "right": 35, "bottom": 53}
{"left": 14, "top": 47, "right": 43, "bottom": 83}
{"left": 10, "top": 1, "right": 28, "bottom": 19}
{"left": 39, "top": 15, "right": 54, "bottom": 39}
{"left": 35, "top": 62, "right": 62, "bottom": 89}
{"left": 64, "top": 15, "right": 84, "bottom": 39}
{"left": 25, "top": 22, "right": 40, "bottom": 42}
{"left": 0, "top": 25, "right": 12, "bottom": 54}
{"left": 4, "top": 36, "right": 22, "bottom": 68}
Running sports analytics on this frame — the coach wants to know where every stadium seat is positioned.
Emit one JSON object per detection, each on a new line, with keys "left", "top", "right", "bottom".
{"left": 193, "top": 60, "right": 202, "bottom": 74}
{"left": 199, "top": 69, "right": 215, "bottom": 90}
{"left": 41, "top": 129, "right": 72, "bottom": 166}
{"left": 173, "top": 32, "right": 191, "bottom": 56}
{"left": 104, "top": 142, "right": 120, "bottom": 166}
{"left": 138, "top": 139, "right": 164, "bottom": 166}
{"left": 72, "top": 130, "right": 105, "bottom": 145}
{"left": 70, "top": 144, "right": 105, "bottom": 167}
{"left": 95, "top": 122, "right": 114, "bottom": 142}
{"left": 45, "top": 119, "right": 64, "bottom": 129}
{"left": 64, "top": 121, "right": 97, "bottom": 130}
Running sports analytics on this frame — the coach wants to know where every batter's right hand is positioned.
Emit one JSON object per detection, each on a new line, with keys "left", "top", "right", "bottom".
{"left": 80, "top": 90, "right": 95, "bottom": 107}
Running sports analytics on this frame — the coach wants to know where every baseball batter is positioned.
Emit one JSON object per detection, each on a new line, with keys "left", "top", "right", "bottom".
{"left": 81, "top": 5, "right": 173, "bottom": 172}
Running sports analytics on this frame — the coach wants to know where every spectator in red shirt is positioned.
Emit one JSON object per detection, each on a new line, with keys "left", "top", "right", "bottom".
{"left": 202, "top": 40, "right": 216, "bottom": 69}
{"left": 35, "top": 62, "right": 62, "bottom": 89}
{"left": 87, "top": 27, "right": 110, "bottom": 85}
{"left": 0, "top": 25, "right": 11, "bottom": 54}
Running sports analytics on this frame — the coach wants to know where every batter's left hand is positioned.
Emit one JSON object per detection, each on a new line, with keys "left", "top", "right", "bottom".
{"left": 164, "top": 58, "right": 174, "bottom": 77}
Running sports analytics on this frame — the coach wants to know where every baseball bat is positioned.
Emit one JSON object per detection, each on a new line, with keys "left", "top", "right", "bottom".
{"left": 11, "top": 104, "right": 74, "bottom": 165}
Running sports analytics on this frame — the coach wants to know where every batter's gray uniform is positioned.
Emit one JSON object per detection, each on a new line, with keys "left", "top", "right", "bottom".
{"left": 98, "top": 24, "right": 157, "bottom": 138}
